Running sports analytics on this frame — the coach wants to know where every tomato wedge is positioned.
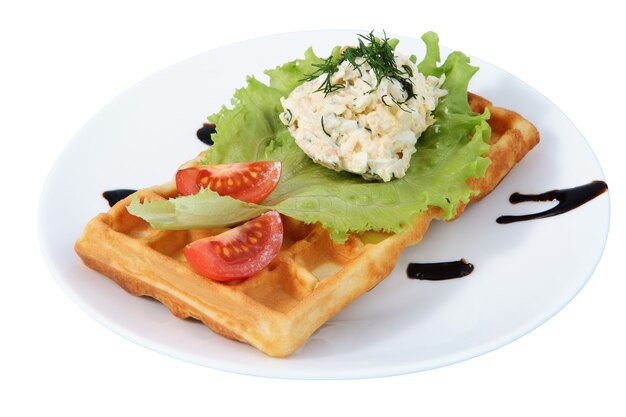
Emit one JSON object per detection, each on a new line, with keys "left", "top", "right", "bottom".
{"left": 176, "top": 161, "right": 281, "bottom": 203}
{"left": 183, "top": 210, "right": 283, "bottom": 281}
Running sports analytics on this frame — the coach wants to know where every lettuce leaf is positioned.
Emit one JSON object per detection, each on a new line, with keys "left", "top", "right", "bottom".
{"left": 128, "top": 32, "right": 491, "bottom": 243}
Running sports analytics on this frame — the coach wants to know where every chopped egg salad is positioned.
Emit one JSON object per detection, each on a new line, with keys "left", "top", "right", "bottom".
{"left": 279, "top": 52, "right": 447, "bottom": 182}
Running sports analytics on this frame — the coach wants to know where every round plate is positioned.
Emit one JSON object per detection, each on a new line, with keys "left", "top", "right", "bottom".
{"left": 38, "top": 30, "right": 610, "bottom": 379}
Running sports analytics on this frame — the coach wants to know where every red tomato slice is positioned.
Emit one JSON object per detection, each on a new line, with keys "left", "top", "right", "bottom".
{"left": 176, "top": 161, "right": 281, "bottom": 203}
{"left": 183, "top": 210, "right": 283, "bottom": 281}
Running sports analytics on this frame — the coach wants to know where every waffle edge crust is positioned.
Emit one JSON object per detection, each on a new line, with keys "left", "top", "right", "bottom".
{"left": 75, "top": 94, "right": 540, "bottom": 357}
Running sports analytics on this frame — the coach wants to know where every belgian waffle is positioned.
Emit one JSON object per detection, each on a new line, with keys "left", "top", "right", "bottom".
{"left": 75, "top": 93, "right": 539, "bottom": 357}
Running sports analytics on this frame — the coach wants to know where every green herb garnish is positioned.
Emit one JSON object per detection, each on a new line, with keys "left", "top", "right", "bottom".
{"left": 283, "top": 108, "right": 293, "bottom": 124}
{"left": 302, "top": 31, "right": 416, "bottom": 102}
{"left": 321, "top": 116, "right": 331, "bottom": 137}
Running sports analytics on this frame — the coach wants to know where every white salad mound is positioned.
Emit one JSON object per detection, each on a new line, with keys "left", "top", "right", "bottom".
{"left": 279, "top": 52, "right": 447, "bottom": 182}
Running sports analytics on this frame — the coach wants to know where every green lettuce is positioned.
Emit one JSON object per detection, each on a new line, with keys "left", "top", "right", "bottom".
{"left": 128, "top": 32, "right": 491, "bottom": 243}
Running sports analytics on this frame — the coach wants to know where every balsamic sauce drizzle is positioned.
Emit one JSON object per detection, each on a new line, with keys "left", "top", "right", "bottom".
{"left": 407, "top": 259, "right": 474, "bottom": 281}
{"left": 196, "top": 123, "right": 217, "bottom": 146}
{"left": 406, "top": 181, "right": 608, "bottom": 280}
{"left": 102, "top": 189, "right": 137, "bottom": 207}
{"left": 496, "top": 180, "right": 608, "bottom": 224}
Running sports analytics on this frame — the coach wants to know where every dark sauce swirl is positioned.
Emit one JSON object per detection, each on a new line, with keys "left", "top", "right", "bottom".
{"left": 102, "top": 189, "right": 137, "bottom": 207}
{"left": 197, "top": 123, "right": 217, "bottom": 146}
{"left": 497, "top": 181, "right": 608, "bottom": 224}
{"left": 406, "top": 181, "right": 608, "bottom": 281}
{"left": 407, "top": 259, "right": 474, "bottom": 281}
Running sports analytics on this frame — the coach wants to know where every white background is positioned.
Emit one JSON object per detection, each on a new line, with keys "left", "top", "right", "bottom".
{"left": 2, "top": 1, "right": 624, "bottom": 415}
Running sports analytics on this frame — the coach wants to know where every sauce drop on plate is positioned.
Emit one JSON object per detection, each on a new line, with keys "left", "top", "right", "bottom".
{"left": 407, "top": 259, "right": 474, "bottom": 281}
{"left": 197, "top": 123, "right": 216, "bottom": 146}
{"left": 102, "top": 189, "right": 137, "bottom": 207}
{"left": 497, "top": 181, "right": 608, "bottom": 224}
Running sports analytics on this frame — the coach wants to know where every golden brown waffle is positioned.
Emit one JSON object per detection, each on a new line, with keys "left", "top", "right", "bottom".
{"left": 75, "top": 94, "right": 540, "bottom": 357}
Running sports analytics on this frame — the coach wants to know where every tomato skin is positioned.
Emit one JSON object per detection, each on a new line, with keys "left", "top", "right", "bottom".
{"left": 175, "top": 161, "right": 281, "bottom": 203}
{"left": 183, "top": 211, "right": 283, "bottom": 281}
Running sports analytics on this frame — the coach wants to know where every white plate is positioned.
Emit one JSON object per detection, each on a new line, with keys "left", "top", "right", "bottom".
{"left": 38, "top": 30, "right": 610, "bottom": 379}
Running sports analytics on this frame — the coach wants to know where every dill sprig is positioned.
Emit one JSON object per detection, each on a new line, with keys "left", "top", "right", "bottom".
{"left": 305, "top": 54, "right": 346, "bottom": 94}
{"left": 320, "top": 116, "right": 331, "bottom": 137}
{"left": 302, "top": 31, "right": 416, "bottom": 101}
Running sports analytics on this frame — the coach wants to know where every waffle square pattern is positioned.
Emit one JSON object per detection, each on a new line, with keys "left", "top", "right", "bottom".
{"left": 75, "top": 94, "right": 539, "bottom": 357}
